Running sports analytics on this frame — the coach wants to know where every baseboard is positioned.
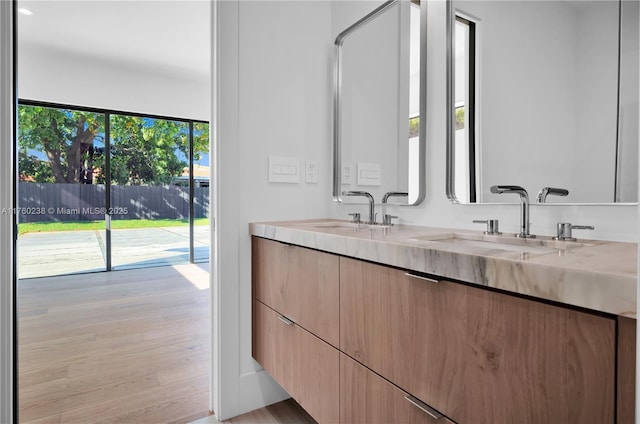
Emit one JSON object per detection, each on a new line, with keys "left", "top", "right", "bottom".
{"left": 214, "top": 369, "right": 290, "bottom": 421}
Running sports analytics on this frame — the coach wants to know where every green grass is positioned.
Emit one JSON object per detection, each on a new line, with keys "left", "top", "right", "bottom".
{"left": 19, "top": 218, "right": 209, "bottom": 235}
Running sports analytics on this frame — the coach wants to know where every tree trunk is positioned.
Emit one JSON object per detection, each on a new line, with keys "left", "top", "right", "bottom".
{"left": 42, "top": 115, "right": 99, "bottom": 184}
{"left": 42, "top": 139, "right": 67, "bottom": 183}
{"left": 41, "top": 118, "right": 68, "bottom": 183}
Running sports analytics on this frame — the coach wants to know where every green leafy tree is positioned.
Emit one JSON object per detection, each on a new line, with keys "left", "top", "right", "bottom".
{"left": 18, "top": 105, "right": 210, "bottom": 186}
{"left": 18, "top": 150, "right": 55, "bottom": 182}
{"left": 193, "top": 122, "right": 210, "bottom": 161}
{"left": 18, "top": 106, "right": 103, "bottom": 183}
{"left": 108, "top": 115, "right": 189, "bottom": 185}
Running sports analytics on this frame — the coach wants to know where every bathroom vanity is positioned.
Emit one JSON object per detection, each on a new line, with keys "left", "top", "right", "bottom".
{"left": 250, "top": 219, "right": 636, "bottom": 424}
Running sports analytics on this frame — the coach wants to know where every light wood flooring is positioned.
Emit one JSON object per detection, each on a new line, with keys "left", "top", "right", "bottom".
{"left": 18, "top": 263, "right": 316, "bottom": 424}
{"left": 195, "top": 399, "right": 316, "bottom": 424}
{"left": 18, "top": 264, "right": 211, "bottom": 424}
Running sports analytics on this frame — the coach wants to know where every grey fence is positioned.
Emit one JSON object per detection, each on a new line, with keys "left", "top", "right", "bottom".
{"left": 18, "top": 182, "right": 209, "bottom": 223}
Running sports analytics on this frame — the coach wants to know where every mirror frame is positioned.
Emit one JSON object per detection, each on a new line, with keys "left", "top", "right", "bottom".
{"left": 445, "top": 0, "right": 638, "bottom": 206}
{"left": 445, "top": 0, "right": 457, "bottom": 203}
{"left": 333, "top": 0, "right": 427, "bottom": 205}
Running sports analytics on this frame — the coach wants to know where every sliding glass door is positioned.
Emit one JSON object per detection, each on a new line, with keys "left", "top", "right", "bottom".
{"left": 109, "top": 115, "right": 191, "bottom": 269}
{"left": 17, "top": 105, "right": 107, "bottom": 278}
{"left": 16, "top": 101, "right": 210, "bottom": 278}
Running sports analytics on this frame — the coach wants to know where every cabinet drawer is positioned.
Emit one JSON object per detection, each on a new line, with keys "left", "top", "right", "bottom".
{"left": 252, "top": 299, "right": 339, "bottom": 424}
{"left": 252, "top": 236, "right": 339, "bottom": 346}
{"left": 340, "top": 257, "right": 616, "bottom": 424}
{"left": 341, "top": 353, "right": 455, "bottom": 424}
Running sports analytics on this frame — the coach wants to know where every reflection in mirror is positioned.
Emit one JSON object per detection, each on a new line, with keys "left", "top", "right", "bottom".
{"left": 333, "top": 0, "right": 425, "bottom": 206}
{"left": 446, "top": 0, "right": 639, "bottom": 204}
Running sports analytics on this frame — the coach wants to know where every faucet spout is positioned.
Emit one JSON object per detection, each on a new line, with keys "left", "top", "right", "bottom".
{"left": 342, "top": 191, "right": 376, "bottom": 224}
{"left": 536, "top": 187, "right": 569, "bottom": 203}
{"left": 489, "top": 185, "right": 535, "bottom": 238}
{"left": 382, "top": 191, "right": 408, "bottom": 203}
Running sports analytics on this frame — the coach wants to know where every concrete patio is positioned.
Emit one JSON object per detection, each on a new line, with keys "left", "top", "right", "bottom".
{"left": 18, "top": 226, "right": 210, "bottom": 279}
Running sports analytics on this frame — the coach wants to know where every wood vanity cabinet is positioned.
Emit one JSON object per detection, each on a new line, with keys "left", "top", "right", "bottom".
{"left": 340, "top": 257, "right": 616, "bottom": 424}
{"left": 252, "top": 236, "right": 340, "bottom": 346}
{"left": 251, "top": 236, "right": 634, "bottom": 424}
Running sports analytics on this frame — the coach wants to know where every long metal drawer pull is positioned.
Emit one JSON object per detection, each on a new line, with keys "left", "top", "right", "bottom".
{"left": 278, "top": 315, "right": 295, "bottom": 326}
{"left": 404, "top": 395, "right": 443, "bottom": 420}
{"left": 404, "top": 272, "right": 440, "bottom": 284}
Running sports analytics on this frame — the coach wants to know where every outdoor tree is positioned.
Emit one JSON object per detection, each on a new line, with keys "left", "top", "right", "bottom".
{"left": 18, "top": 105, "right": 209, "bottom": 186}
{"left": 18, "top": 106, "right": 103, "bottom": 184}
{"left": 109, "top": 115, "right": 185, "bottom": 186}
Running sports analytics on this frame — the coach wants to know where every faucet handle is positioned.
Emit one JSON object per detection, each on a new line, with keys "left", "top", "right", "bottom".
{"left": 473, "top": 219, "right": 501, "bottom": 235}
{"left": 348, "top": 212, "right": 361, "bottom": 224}
{"left": 554, "top": 222, "right": 594, "bottom": 241}
{"left": 383, "top": 214, "right": 398, "bottom": 226}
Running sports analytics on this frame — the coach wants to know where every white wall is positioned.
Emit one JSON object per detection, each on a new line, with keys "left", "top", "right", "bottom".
{"left": 332, "top": 0, "right": 638, "bottom": 242}
{"left": 18, "top": 42, "right": 210, "bottom": 121}
{"left": 214, "top": 0, "right": 335, "bottom": 419}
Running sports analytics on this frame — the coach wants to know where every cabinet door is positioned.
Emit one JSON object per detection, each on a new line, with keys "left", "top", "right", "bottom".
{"left": 341, "top": 353, "right": 455, "bottom": 424}
{"left": 253, "top": 300, "right": 339, "bottom": 424}
{"left": 252, "top": 236, "right": 339, "bottom": 346}
{"left": 340, "top": 257, "right": 616, "bottom": 424}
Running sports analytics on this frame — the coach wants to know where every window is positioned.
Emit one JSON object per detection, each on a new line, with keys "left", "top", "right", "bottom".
{"left": 454, "top": 15, "right": 477, "bottom": 202}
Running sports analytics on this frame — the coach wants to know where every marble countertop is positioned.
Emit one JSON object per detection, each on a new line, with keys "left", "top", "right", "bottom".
{"left": 250, "top": 219, "right": 637, "bottom": 318}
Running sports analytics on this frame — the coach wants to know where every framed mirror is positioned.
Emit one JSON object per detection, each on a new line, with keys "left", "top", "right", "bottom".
{"left": 446, "top": 0, "right": 639, "bottom": 204}
{"left": 333, "top": 0, "right": 426, "bottom": 206}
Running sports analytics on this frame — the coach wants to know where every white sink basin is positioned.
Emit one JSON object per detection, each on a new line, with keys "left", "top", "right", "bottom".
{"left": 408, "top": 232, "right": 589, "bottom": 255}
{"left": 309, "top": 222, "right": 390, "bottom": 230}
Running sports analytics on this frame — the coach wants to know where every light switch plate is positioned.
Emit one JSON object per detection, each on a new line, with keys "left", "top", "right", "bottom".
{"left": 357, "top": 163, "right": 381, "bottom": 186}
{"left": 268, "top": 156, "right": 300, "bottom": 183}
{"left": 305, "top": 160, "right": 318, "bottom": 183}
{"left": 341, "top": 163, "right": 354, "bottom": 185}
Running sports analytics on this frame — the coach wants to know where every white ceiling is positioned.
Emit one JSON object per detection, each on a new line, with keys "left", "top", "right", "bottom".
{"left": 17, "top": 0, "right": 211, "bottom": 81}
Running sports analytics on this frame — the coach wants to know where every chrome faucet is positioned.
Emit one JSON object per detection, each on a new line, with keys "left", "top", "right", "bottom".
{"left": 490, "top": 185, "right": 535, "bottom": 238}
{"left": 381, "top": 192, "right": 407, "bottom": 225}
{"left": 342, "top": 191, "right": 375, "bottom": 224}
{"left": 381, "top": 191, "right": 408, "bottom": 203}
{"left": 536, "top": 187, "right": 569, "bottom": 203}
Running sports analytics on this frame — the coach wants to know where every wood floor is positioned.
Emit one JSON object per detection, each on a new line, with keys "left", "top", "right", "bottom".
{"left": 18, "top": 264, "right": 211, "bottom": 424}
{"left": 18, "top": 263, "right": 316, "bottom": 424}
{"left": 198, "top": 399, "right": 316, "bottom": 424}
